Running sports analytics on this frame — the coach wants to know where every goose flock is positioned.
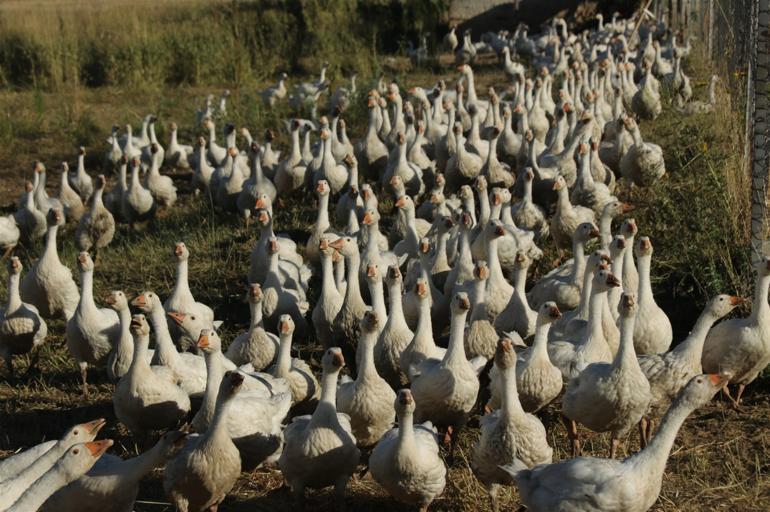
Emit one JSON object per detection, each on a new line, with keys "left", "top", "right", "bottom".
{"left": 0, "top": 9, "right": 754, "bottom": 512}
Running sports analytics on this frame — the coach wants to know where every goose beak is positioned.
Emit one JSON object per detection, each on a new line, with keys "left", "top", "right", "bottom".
{"left": 589, "top": 228, "right": 600, "bottom": 238}
{"left": 552, "top": 181, "right": 562, "bottom": 191}
{"left": 548, "top": 305, "right": 562, "bottom": 319}
{"left": 197, "top": 333, "right": 210, "bottom": 349}
{"left": 255, "top": 197, "right": 265, "bottom": 209}
{"left": 459, "top": 296, "right": 471, "bottom": 311}
{"left": 606, "top": 274, "right": 621, "bottom": 288}
{"left": 398, "top": 390, "right": 414, "bottom": 405}
{"left": 258, "top": 210, "right": 269, "bottom": 223}
{"left": 174, "top": 245, "right": 184, "bottom": 256}
{"left": 729, "top": 296, "right": 748, "bottom": 306}
{"left": 316, "top": 182, "right": 326, "bottom": 193}
{"left": 82, "top": 418, "right": 107, "bottom": 435}
{"left": 131, "top": 295, "right": 146, "bottom": 307}
{"left": 499, "top": 338, "right": 513, "bottom": 353}
{"left": 279, "top": 320, "right": 291, "bottom": 334}
{"left": 621, "top": 203, "right": 634, "bottom": 213}
{"left": 85, "top": 439, "right": 113, "bottom": 457}
{"left": 329, "top": 238, "right": 344, "bottom": 250}
{"left": 362, "top": 212, "right": 373, "bottom": 225}
{"left": 708, "top": 373, "right": 730, "bottom": 387}
{"left": 367, "top": 265, "right": 377, "bottom": 278}
{"left": 394, "top": 197, "right": 406, "bottom": 208}
{"left": 228, "top": 371, "right": 245, "bottom": 388}
{"left": 167, "top": 312, "right": 185, "bottom": 325}
{"left": 495, "top": 225, "right": 506, "bottom": 237}
{"left": 332, "top": 351, "right": 345, "bottom": 368}
{"left": 103, "top": 294, "right": 116, "bottom": 306}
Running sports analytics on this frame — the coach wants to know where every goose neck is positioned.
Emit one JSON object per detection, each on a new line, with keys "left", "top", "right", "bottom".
{"left": 569, "top": 241, "right": 586, "bottom": 285}
{"left": 586, "top": 286, "right": 606, "bottom": 342}
{"left": 750, "top": 271, "right": 770, "bottom": 324}
{"left": 129, "top": 333, "right": 151, "bottom": 377}
{"left": 387, "top": 280, "right": 405, "bottom": 322}
{"left": 500, "top": 363, "right": 524, "bottom": 421}
{"left": 149, "top": 305, "right": 178, "bottom": 366}
{"left": 199, "top": 350, "right": 227, "bottom": 429}
{"left": 343, "top": 251, "right": 362, "bottom": 301}
{"left": 614, "top": 312, "right": 638, "bottom": 368}
{"left": 396, "top": 409, "right": 416, "bottom": 449}
{"left": 672, "top": 309, "right": 719, "bottom": 365}
{"left": 312, "top": 368, "right": 341, "bottom": 426}
{"left": 358, "top": 331, "right": 377, "bottom": 379}
{"left": 531, "top": 319, "right": 550, "bottom": 360}
{"left": 368, "top": 279, "right": 386, "bottom": 318}
{"left": 321, "top": 253, "right": 337, "bottom": 297}
{"left": 275, "top": 332, "right": 293, "bottom": 376}
{"left": 637, "top": 254, "right": 653, "bottom": 302}
{"left": 79, "top": 268, "right": 96, "bottom": 308}
{"left": 555, "top": 186, "right": 573, "bottom": 215}
{"left": 6, "top": 272, "right": 22, "bottom": 312}
{"left": 202, "top": 390, "right": 234, "bottom": 448}
{"left": 316, "top": 193, "right": 330, "bottom": 232}
{"left": 174, "top": 258, "right": 192, "bottom": 299}
{"left": 444, "top": 309, "right": 469, "bottom": 366}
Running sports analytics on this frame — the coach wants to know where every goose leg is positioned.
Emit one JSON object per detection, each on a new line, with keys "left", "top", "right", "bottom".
{"left": 610, "top": 434, "right": 620, "bottom": 458}
{"left": 646, "top": 419, "right": 654, "bottom": 445}
{"left": 1, "top": 245, "right": 14, "bottom": 261}
{"left": 79, "top": 362, "right": 89, "bottom": 397}
{"left": 562, "top": 415, "right": 580, "bottom": 457}
{"left": 24, "top": 347, "right": 41, "bottom": 377}
{"left": 3, "top": 356, "right": 13, "bottom": 381}
{"left": 488, "top": 483, "right": 501, "bottom": 512}
{"left": 93, "top": 246, "right": 100, "bottom": 265}
{"left": 734, "top": 384, "right": 747, "bottom": 406}
{"left": 639, "top": 418, "right": 648, "bottom": 448}
{"left": 333, "top": 476, "right": 349, "bottom": 512}
{"left": 721, "top": 384, "right": 740, "bottom": 409}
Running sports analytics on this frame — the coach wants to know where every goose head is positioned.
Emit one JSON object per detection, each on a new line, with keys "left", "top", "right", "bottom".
{"left": 452, "top": 292, "right": 471, "bottom": 314}
{"left": 609, "top": 235, "right": 627, "bottom": 259}
{"left": 174, "top": 242, "right": 189, "bottom": 261}
{"left": 634, "top": 236, "right": 653, "bottom": 257}
{"left": 104, "top": 290, "right": 128, "bottom": 311}
{"left": 361, "top": 309, "right": 379, "bottom": 333}
{"left": 602, "top": 200, "right": 634, "bottom": 219}
{"left": 758, "top": 256, "right": 770, "bottom": 276}
{"left": 24, "top": 180, "right": 34, "bottom": 194}
{"left": 158, "top": 430, "right": 188, "bottom": 460}
{"left": 414, "top": 278, "right": 428, "bottom": 299}
{"left": 679, "top": 373, "right": 731, "bottom": 409}
{"left": 475, "top": 175, "right": 488, "bottom": 192}
{"left": 131, "top": 291, "right": 161, "bottom": 312}
{"left": 95, "top": 174, "right": 107, "bottom": 191}
{"left": 594, "top": 268, "right": 621, "bottom": 291}
{"left": 459, "top": 210, "right": 475, "bottom": 230}
{"left": 619, "top": 293, "right": 638, "bottom": 317}
{"left": 395, "top": 388, "right": 415, "bottom": 415}
{"left": 316, "top": 180, "right": 330, "bottom": 197}
{"left": 487, "top": 219, "right": 506, "bottom": 239}
{"left": 514, "top": 250, "right": 531, "bottom": 270}
{"left": 278, "top": 314, "right": 295, "bottom": 336}
{"left": 706, "top": 294, "right": 747, "bottom": 319}
{"left": 329, "top": 236, "right": 356, "bottom": 257}
{"left": 248, "top": 283, "right": 264, "bottom": 304}
{"left": 385, "top": 265, "right": 403, "bottom": 286}
{"left": 60, "top": 418, "right": 107, "bottom": 448}
{"left": 474, "top": 260, "right": 489, "bottom": 280}
{"left": 538, "top": 301, "right": 562, "bottom": 324}
{"left": 621, "top": 218, "right": 638, "bottom": 238}
{"left": 197, "top": 328, "right": 224, "bottom": 354}
{"left": 249, "top": 141, "right": 261, "bottom": 158}
{"left": 418, "top": 237, "right": 431, "bottom": 256}
{"left": 8, "top": 256, "right": 22, "bottom": 275}
{"left": 129, "top": 314, "right": 150, "bottom": 336}
{"left": 494, "top": 336, "right": 516, "bottom": 370}
{"left": 219, "top": 370, "right": 245, "bottom": 401}
{"left": 255, "top": 209, "right": 271, "bottom": 228}
{"left": 47, "top": 208, "right": 65, "bottom": 227}
{"left": 255, "top": 194, "right": 273, "bottom": 212}
{"left": 552, "top": 175, "right": 567, "bottom": 191}
{"left": 360, "top": 209, "right": 378, "bottom": 226}
{"left": 197, "top": 136, "right": 207, "bottom": 148}
{"left": 360, "top": 184, "right": 374, "bottom": 203}
{"left": 322, "top": 347, "right": 345, "bottom": 373}
{"left": 365, "top": 264, "right": 380, "bottom": 282}
{"left": 394, "top": 195, "right": 414, "bottom": 212}
{"left": 60, "top": 440, "right": 114, "bottom": 479}
{"left": 574, "top": 222, "right": 600, "bottom": 244}
{"left": 77, "top": 251, "right": 94, "bottom": 272}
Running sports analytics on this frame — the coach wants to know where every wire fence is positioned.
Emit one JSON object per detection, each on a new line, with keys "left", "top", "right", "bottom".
{"left": 653, "top": 0, "right": 764, "bottom": 259}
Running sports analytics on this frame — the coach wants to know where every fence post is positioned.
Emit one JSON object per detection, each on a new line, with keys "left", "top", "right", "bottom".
{"left": 750, "top": 0, "right": 770, "bottom": 260}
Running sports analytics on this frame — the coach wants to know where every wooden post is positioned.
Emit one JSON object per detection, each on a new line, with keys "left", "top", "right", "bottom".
{"left": 750, "top": 0, "right": 770, "bottom": 259}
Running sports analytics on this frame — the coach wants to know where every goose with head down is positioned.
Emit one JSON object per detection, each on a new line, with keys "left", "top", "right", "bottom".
{"left": 75, "top": 175, "right": 115, "bottom": 262}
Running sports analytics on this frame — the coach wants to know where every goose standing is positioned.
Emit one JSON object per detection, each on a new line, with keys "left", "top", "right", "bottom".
{"left": 331, "top": 236, "right": 368, "bottom": 360}
{"left": 702, "top": 256, "right": 770, "bottom": 406}
{"left": 312, "top": 239, "right": 343, "bottom": 347}
{"left": 500, "top": 373, "right": 729, "bottom": 512}
{"left": 562, "top": 293, "right": 651, "bottom": 458}
{"left": 639, "top": 294, "right": 742, "bottom": 443}
{"left": 165, "top": 122, "right": 193, "bottom": 169}
{"left": 59, "top": 163, "right": 85, "bottom": 222}
{"left": 411, "top": 293, "right": 480, "bottom": 456}
{"left": 21, "top": 209, "right": 79, "bottom": 320}
{"left": 164, "top": 371, "right": 244, "bottom": 512}
{"left": 122, "top": 158, "right": 156, "bottom": 228}
{"left": 632, "top": 237, "right": 672, "bottom": 355}
{"left": 271, "top": 315, "right": 319, "bottom": 407}
{"left": 69, "top": 147, "right": 94, "bottom": 201}
{"left": 278, "top": 347, "right": 361, "bottom": 501}
{"left": 338, "top": 310, "right": 397, "bottom": 446}
{"left": 66, "top": 252, "right": 118, "bottom": 396}
{"left": 0, "top": 257, "right": 47, "bottom": 378}
{"left": 473, "top": 337, "right": 553, "bottom": 512}
{"left": 375, "top": 265, "right": 414, "bottom": 388}
{"left": 75, "top": 175, "right": 115, "bottom": 262}
{"left": 225, "top": 283, "right": 279, "bottom": 371}
{"left": 104, "top": 290, "right": 146, "bottom": 383}
{"left": 14, "top": 181, "right": 46, "bottom": 246}
{"left": 369, "top": 389, "right": 446, "bottom": 512}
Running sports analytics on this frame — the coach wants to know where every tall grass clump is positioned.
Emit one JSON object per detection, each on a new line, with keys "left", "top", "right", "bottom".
{"left": 0, "top": 0, "right": 451, "bottom": 91}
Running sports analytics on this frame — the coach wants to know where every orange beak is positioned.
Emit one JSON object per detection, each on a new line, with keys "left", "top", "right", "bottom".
{"left": 167, "top": 311, "right": 185, "bottom": 325}
{"left": 131, "top": 295, "right": 147, "bottom": 307}
{"left": 729, "top": 296, "right": 748, "bottom": 306}
{"left": 394, "top": 197, "right": 406, "bottom": 208}
{"left": 197, "top": 333, "right": 210, "bottom": 349}
{"left": 85, "top": 439, "right": 113, "bottom": 457}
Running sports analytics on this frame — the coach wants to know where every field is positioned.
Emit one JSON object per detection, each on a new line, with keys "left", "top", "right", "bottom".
{"left": 0, "top": 2, "right": 769, "bottom": 511}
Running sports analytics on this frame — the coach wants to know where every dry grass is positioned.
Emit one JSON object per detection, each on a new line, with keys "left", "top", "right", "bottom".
{"left": 0, "top": 16, "right": 768, "bottom": 511}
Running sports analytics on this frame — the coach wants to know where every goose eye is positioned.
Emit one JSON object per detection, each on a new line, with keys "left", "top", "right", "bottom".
{"left": 191, "top": 316, "right": 196, "bottom": 320}
{"left": 73, "top": 448, "right": 80, "bottom": 455}
{"left": 696, "top": 377, "right": 703, "bottom": 384}
{"left": 73, "top": 430, "right": 79, "bottom": 435}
